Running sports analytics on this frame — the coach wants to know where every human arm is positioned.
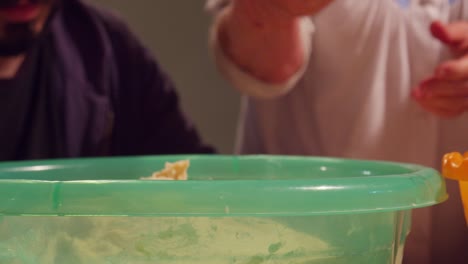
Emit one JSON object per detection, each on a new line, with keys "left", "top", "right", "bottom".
{"left": 107, "top": 20, "right": 216, "bottom": 155}
{"left": 208, "top": 0, "right": 331, "bottom": 98}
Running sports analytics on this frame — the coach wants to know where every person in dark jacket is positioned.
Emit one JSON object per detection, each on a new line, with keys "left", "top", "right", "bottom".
{"left": 0, "top": 0, "right": 214, "bottom": 161}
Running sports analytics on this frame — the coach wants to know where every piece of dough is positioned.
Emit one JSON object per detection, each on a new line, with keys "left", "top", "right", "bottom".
{"left": 141, "top": 160, "right": 190, "bottom": 181}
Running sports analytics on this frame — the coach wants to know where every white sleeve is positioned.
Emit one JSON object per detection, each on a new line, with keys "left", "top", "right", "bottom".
{"left": 205, "top": 0, "right": 230, "bottom": 13}
{"left": 207, "top": 3, "right": 314, "bottom": 99}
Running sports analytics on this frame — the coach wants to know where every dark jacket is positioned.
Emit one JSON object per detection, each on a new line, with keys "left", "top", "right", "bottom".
{"left": 11, "top": 0, "right": 214, "bottom": 160}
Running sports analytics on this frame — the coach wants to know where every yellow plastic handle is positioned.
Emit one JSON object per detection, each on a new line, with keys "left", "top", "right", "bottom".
{"left": 442, "top": 152, "right": 468, "bottom": 181}
{"left": 442, "top": 152, "right": 468, "bottom": 226}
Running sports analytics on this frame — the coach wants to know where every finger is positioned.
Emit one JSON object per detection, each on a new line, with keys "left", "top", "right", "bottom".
{"left": 434, "top": 55, "right": 468, "bottom": 81}
{"left": 415, "top": 96, "right": 468, "bottom": 113}
{"left": 420, "top": 79, "right": 468, "bottom": 97}
{"left": 270, "top": 0, "right": 332, "bottom": 17}
{"left": 417, "top": 100, "right": 466, "bottom": 119}
{"left": 431, "top": 21, "right": 468, "bottom": 51}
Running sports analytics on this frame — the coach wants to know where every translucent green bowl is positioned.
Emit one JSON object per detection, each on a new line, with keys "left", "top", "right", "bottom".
{"left": 0, "top": 155, "right": 447, "bottom": 263}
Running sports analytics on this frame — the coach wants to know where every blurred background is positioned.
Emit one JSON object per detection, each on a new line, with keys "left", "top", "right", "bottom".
{"left": 93, "top": 0, "right": 240, "bottom": 154}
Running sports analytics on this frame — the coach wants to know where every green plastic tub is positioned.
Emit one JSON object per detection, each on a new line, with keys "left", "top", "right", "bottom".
{"left": 0, "top": 155, "right": 447, "bottom": 264}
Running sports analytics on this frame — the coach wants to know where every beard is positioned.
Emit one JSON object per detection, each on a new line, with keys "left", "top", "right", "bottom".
{"left": 0, "top": 0, "right": 56, "bottom": 57}
{"left": 0, "top": 22, "right": 37, "bottom": 56}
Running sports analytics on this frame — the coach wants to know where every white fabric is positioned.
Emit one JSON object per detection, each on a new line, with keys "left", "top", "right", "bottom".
{"left": 209, "top": 0, "right": 468, "bottom": 263}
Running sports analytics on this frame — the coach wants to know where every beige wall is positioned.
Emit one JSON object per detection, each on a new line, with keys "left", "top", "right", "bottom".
{"left": 93, "top": 0, "right": 240, "bottom": 153}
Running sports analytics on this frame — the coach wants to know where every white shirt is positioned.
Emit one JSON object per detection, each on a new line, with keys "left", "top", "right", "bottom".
{"left": 209, "top": 0, "right": 468, "bottom": 263}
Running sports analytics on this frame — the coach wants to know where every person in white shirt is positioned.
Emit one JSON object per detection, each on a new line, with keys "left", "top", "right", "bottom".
{"left": 207, "top": 0, "right": 468, "bottom": 263}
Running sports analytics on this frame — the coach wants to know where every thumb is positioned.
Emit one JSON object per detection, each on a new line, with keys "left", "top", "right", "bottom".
{"left": 431, "top": 21, "right": 468, "bottom": 51}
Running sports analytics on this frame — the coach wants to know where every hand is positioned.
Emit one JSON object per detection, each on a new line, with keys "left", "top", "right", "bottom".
{"left": 266, "top": 0, "right": 334, "bottom": 17}
{"left": 412, "top": 21, "right": 468, "bottom": 118}
{"left": 216, "top": 0, "right": 334, "bottom": 86}
{"left": 232, "top": 0, "right": 334, "bottom": 23}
